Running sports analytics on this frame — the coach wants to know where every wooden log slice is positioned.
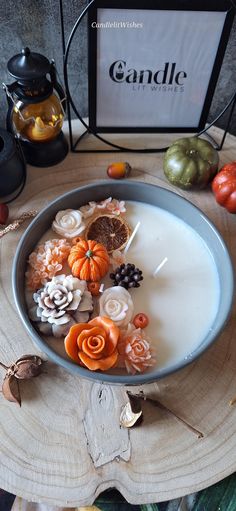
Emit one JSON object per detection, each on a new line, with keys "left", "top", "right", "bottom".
{"left": 0, "top": 124, "right": 235, "bottom": 506}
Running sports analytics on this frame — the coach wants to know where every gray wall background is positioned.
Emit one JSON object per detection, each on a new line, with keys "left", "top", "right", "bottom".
{"left": 0, "top": 0, "right": 236, "bottom": 134}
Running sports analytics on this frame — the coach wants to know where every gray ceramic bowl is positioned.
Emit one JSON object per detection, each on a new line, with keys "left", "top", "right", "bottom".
{"left": 12, "top": 181, "right": 234, "bottom": 385}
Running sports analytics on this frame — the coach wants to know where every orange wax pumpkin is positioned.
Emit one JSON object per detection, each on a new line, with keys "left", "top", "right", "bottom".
{"left": 68, "top": 239, "right": 110, "bottom": 281}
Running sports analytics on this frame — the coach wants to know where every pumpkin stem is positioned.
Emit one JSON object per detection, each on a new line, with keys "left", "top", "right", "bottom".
{"left": 86, "top": 249, "right": 94, "bottom": 258}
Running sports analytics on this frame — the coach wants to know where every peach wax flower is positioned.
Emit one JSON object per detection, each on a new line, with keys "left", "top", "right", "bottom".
{"left": 26, "top": 239, "right": 71, "bottom": 291}
{"left": 79, "top": 201, "right": 97, "bottom": 219}
{"left": 109, "top": 249, "right": 126, "bottom": 270}
{"left": 64, "top": 316, "right": 120, "bottom": 371}
{"left": 96, "top": 197, "right": 113, "bottom": 210}
{"left": 97, "top": 197, "right": 126, "bottom": 215}
{"left": 106, "top": 199, "right": 126, "bottom": 215}
{"left": 118, "top": 323, "right": 155, "bottom": 375}
{"left": 79, "top": 197, "right": 126, "bottom": 219}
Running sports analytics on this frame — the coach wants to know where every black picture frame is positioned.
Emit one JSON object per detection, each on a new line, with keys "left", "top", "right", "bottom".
{"left": 88, "top": 0, "right": 234, "bottom": 134}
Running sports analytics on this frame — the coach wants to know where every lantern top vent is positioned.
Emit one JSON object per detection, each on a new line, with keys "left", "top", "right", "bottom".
{"left": 7, "top": 47, "right": 51, "bottom": 85}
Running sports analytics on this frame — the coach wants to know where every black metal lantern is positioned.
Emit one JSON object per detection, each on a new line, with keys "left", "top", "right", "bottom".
{"left": 3, "top": 47, "right": 68, "bottom": 167}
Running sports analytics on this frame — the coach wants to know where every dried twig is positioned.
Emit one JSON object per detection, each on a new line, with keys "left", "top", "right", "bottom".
{"left": 0, "top": 361, "right": 9, "bottom": 370}
{"left": 0, "top": 210, "right": 37, "bottom": 238}
{"left": 128, "top": 391, "right": 204, "bottom": 438}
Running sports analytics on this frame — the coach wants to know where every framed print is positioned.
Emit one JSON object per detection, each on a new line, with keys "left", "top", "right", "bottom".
{"left": 88, "top": 0, "right": 234, "bottom": 133}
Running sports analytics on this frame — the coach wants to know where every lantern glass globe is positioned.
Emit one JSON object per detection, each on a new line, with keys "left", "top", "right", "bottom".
{"left": 12, "top": 93, "right": 64, "bottom": 143}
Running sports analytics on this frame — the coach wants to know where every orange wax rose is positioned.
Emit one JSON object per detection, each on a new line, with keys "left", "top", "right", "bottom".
{"left": 64, "top": 316, "right": 120, "bottom": 371}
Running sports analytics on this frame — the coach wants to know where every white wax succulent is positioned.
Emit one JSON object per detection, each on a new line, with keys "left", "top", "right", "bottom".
{"left": 52, "top": 209, "right": 85, "bottom": 238}
{"left": 99, "top": 286, "right": 134, "bottom": 327}
{"left": 29, "top": 274, "right": 93, "bottom": 337}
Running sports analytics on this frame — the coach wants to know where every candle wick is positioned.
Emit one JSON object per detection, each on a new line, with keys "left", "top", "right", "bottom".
{"left": 124, "top": 221, "right": 141, "bottom": 254}
{"left": 153, "top": 257, "right": 168, "bottom": 277}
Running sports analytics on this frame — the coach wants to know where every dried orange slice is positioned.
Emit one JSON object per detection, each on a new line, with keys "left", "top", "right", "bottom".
{"left": 85, "top": 214, "right": 130, "bottom": 253}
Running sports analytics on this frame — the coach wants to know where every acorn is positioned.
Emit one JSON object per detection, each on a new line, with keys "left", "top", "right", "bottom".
{"left": 107, "top": 161, "right": 131, "bottom": 179}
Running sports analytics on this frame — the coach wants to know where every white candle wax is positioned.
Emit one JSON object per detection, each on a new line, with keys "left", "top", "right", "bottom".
{"left": 124, "top": 201, "right": 220, "bottom": 369}
{"left": 26, "top": 199, "right": 220, "bottom": 373}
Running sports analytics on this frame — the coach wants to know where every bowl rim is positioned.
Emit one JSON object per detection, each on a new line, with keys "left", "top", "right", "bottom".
{"left": 12, "top": 180, "right": 235, "bottom": 385}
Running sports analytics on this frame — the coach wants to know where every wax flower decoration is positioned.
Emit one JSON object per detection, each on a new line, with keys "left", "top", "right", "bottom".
{"left": 52, "top": 209, "right": 85, "bottom": 238}
{"left": 28, "top": 274, "right": 93, "bottom": 337}
{"left": 64, "top": 316, "right": 155, "bottom": 374}
{"left": 79, "top": 201, "right": 97, "bottom": 219}
{"left": 25, "top": 196, "right": 157, "bottom": 376}
{"left": 109, "top": 249, "right": 126, "bottom": 270}
{"left": 101, "top": 198, "right": 126, "bottom": 216}
{"left": 118, "top": 323, "right": 155, "bottom": 375}
{"left": 64, "top": 316, "right": 120, "bottom": 370}
{"left": 26, "top": 239, "right": 71, "bottom": 291}
{"left": 79, "top": 197, "right": 126, "bottom": 219}
{"left": 99, "top": 286, "right": 134, "bottom": 327}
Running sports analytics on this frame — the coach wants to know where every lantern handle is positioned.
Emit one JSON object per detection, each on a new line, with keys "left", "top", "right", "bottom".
{"left": 49, "top": 61, "right": 67, "bottom": 114}
{"left": 2, "top": 82, "right": 19, "bottom": 107}
{"left": 3, "top": 82, "right": 30, "bottom": 126}
{"left": 3, "top": 82, "right": 52, "bottom": 131}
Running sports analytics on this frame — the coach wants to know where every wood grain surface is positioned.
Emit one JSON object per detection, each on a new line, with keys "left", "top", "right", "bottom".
{"left": 0, "top": 123, "right": 236, "bottom": 507}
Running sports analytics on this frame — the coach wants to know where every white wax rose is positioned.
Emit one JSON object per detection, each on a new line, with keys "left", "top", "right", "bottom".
{"left": 52, "top": 209, "right": 85, "bottom": 238}
{"left": 99, "top": 286, "right": 134, "bottom": 327}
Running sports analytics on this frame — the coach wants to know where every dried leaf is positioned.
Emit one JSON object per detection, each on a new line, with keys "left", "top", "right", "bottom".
{"left": 2, "top": 375, "right": 21, "bottom": 406}
{"left": 14, "top": 355, "right": 43, "bottom": 380}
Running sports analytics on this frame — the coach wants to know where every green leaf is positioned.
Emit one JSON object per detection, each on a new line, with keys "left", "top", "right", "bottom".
{"left": 193, "top": 473, "right": 236, "bottom": 511}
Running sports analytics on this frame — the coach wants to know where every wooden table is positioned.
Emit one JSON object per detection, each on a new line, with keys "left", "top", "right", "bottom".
{"left": 0, "top": 123, "right": 236, "bottom": 507}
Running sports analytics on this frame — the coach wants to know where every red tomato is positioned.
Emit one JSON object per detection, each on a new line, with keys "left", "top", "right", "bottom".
{"left": 212, "top": 162, "right": 236, "bottom": 213}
